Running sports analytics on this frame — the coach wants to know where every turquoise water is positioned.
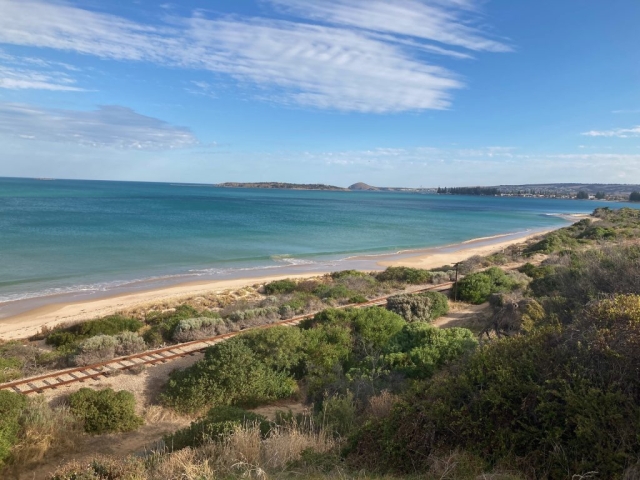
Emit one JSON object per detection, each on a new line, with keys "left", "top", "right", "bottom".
{"left": 0, "top": 177, "right": 634, "bottom": 311}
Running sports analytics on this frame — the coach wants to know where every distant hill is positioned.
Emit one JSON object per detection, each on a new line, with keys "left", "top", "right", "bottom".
{"left": 348, "top": 182, "right": 378, "bottom": 191}
{"left": 216, "top": 182, "right": 347, "bottom": 191}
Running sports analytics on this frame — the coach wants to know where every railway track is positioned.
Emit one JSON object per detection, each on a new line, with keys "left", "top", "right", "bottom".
{"left": 0, "top": 282, "right": 453, "bottom": 395}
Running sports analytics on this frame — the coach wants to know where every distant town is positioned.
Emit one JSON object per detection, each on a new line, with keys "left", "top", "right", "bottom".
{"left": 216, "top": 182, "right": 640, "bottom": 202}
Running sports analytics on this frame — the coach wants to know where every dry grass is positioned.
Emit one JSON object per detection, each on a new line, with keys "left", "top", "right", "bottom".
{"left": 148, "top": 423, "right": 333, "bottom": 479}
{"left": 6, "top": 397, "right": 83, "bottom": 474}
{"left": 365, "top": 391, "right": 399, "bottom": 420}
{"left": 49, "top": 422, "right": 338, "bottom": 480}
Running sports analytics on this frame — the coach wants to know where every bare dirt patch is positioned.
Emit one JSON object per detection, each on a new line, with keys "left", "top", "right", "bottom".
{"left": 433, "top": 302, "right": 491, "bottom": 333}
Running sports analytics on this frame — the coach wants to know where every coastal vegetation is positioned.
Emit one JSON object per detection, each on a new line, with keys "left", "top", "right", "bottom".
{"left": 4, "top": 207, "right": 640, "bottom": 478}
{"left": 68, "top": 388, "right": 143, "bottom": 434}
{"left": 631, "top": 191, "right": 640, "bottom": 202}
{"left": 2, "top": 268, "right": 445, "bottom": 374}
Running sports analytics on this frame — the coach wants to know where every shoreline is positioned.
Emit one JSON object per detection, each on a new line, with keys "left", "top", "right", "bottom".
{"left": 0, "top": 224, "right": 571, "bottom": 341}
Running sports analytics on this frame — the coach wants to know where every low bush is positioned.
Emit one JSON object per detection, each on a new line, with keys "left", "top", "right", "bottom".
{"left": 73, "top": 332, "right": 146, "bottom": 366}
{"left": 172, "top": 316, "right": 222, "bottom": 342}
{"left": 68, "top": 388, "right": 143, "bottom": 434}
{"left": 455, "top": 267, "right": 518, "bottom": 304}
{"left": 146, "top": 304, "right": 219, "bottom": 343}
{"left": 348, "top": 295, "right": 368, "bottom": 304}
{"left": 313, "top": 283, "right": 354, "bottom": 300}
{"left": 161, "top": 338, "right": 298, "bottom": 414}
{"left": 164, "top": 406, "right": 270, "bottom": 451}
{"left": 316, "top": 392, "right": 357, "bottom": 438}
{"left": 458, "top": 255, "right": 485, "bottom": 274}
{"left": 430, "top": 270, "right": 455, "bottom": 284}
{"left": 384, "top": 323, "right": 477, "bottom": 379}
{"left": 386, "top": 291, "right": 449, "bottom": 322}
{"left": 8, "top": 396, "right": 83, "bottom": 472}
{"left": 76, "top": 315, "right": 143, "bottom": 337}
{"left": 376, "top": 266, "right": 432, "bottom": 285}
{"left": 349, "top": 295, "right": 640, "bottom": 477}
{"left": 0, "top": 357, "right": 23, "bottom": 383}
{"left": 226, "top": 306, "right": 279, "bottom": 323}
{"left": 330, "top": 270, "right": 370, "bottom": 280}
{"left": 45, "top": 316, "right": 143, "bottom": 348}
{"left": 0, "top": 390, "right": 27, "bottom": 467}
{"left": 264, "top": 279, "right": 297, "bottom": 295}
{"left": 114, "top": 331, "right": 146, "bottom": 356}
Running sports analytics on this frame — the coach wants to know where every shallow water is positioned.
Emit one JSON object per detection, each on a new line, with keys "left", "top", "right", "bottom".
{"left": 0, "top": 177, "right": 633, "bottom": 310}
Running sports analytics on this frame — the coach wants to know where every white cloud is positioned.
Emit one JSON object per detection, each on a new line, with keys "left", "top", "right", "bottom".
{"left": 0, "top": 0, "right": 507, "bottom": 112}
{"left": 0, "top": 50, "right": 84, "bottom": 90}
{"left": 267, "top": 0, "right": 511, "bottom": 53}
{"left": 612, "top": 109, "right": 640, "bottom": 114}
{"left": 0, "top": 103, "right": 199, "bottom": 149}
{"left": 0, "top": 65, "right": 83, "bottom": 90}
{"left": 582, "top": 126, "right": 640, "bottom": 138}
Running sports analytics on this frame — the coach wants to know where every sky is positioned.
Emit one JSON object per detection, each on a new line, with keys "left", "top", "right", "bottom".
{"left": 0, "top": 0, "right": 639, "bottom": 187}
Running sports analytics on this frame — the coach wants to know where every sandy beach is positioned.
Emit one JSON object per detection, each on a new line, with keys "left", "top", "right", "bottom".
{"left": 0, "top": 224, "right": 571, "bottom": 341}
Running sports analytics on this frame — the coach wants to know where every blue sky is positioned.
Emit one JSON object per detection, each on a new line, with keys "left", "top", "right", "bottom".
{"left": 0, "top": 0, "right": 638, "bottom": 187}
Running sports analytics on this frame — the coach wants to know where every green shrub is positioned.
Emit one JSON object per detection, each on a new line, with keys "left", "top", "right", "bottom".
{"left": 349, "top": 295, "right": 368, "bottom": 304}
{"left": 172, "top": 316, "right": 222, "bottom": 342}
{"left": 330, "top": 270, "right": 370, "bottom": 280}
{"left": 455, "top": 267, "right": 517, "bottom": 304}
{"left": 146, "top": 304, "right": 218, "bottom": 342}
{"left": 384, "top": 323, "right": 477, "bottom": 379}
{"left": 226, "top": 306, "right": 279, "bottom": 322}
{"left": 76, "top": 315, "right": 143, "bottom": 337}
{"left": 0, "top": 357, "right": 23, "bottom": 383}
{"left": 239, "top": 327, "right": 306, "bottom": 373}
{"left": 0, "top": 390, "right": 27, "bottom": 467}
{"left": 316, "top": 392, "right": 357, "bottom": 438}
{"left": 376, "top": 267, "right": 432, "bottom": 285}
{"left": 114, "top": 331, "right": 146, "bottom": 356}
{"left": 264, "top": 279, "right": 297, "bottom": 295}
{"left": 313, "top": 283, "right": 354, "bottom": 300}
{"left": 68, "top": 388, "right": 143, "bottom": 434}
{"left": 161, "top": 339, "right": 297, "bottom": 414}
{"left": 386, "top": 291, "right": 449, "bottom": 322}
{"left": 518, "top": 262, "right": 555, "bottom": 279}
{"left": 350, "top": 296, "right": 640, "bottom": 476}
{"left": 164, "top": 406, "right": 270, "bottom": 451}
{"left": 45, "top": 315, "right": 143, "bottom": 349}
{"left": 142, "top": 327, "right": 164, "bottom": 347}
{"left": 45, "top": 331, "right": 79, "bottom": 348}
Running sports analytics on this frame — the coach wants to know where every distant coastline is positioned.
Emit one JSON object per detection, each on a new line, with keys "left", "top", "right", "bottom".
{"left": 215, "top": 182, "right": 348, "bottom": 191}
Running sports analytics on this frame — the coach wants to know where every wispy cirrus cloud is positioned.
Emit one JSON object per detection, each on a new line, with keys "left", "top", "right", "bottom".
{"left": 267, "top": 0, "right": 511, "bottom": 53}
{"left": 582, "top": 126, "right": 640, "bottom": 138}
{"left": 0, "top": 103, "right": 199, "bottom": 149}
{"left": 0, "top": 0, "right": 508, "bottom": 112}
{"left": 0, "top": 50, "right": 84, "bottom": 90}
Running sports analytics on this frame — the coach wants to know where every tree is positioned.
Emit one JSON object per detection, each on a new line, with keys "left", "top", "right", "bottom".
{"left": 595, "top": 191, "right": 606, "bottom": 200}
{"left": 630, "top": 191, "right": 640, "bottom": 202}
{"left": 576, "top": 190, "right": 589, "bottom": 199}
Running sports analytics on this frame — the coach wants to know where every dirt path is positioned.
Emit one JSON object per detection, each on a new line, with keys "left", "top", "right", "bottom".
{"left": 433, "top": 302, "right": 492, "bottom": 333}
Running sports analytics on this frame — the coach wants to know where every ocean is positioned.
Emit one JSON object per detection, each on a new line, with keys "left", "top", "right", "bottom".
{"left": 0, "top": 177, "right": 635, "bottom": 317}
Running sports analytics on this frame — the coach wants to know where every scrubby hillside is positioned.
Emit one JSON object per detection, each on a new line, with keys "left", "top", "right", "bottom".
{"left": 5, "top": 208, "right": 640, "bottom": 479}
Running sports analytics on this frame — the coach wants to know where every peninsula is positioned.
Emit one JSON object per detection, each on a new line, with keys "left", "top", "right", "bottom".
{"left": 215, "top": 182, "right": 347, "bottom": 191}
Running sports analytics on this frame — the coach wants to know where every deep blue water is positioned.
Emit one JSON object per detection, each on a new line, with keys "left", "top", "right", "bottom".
{"left": 0, "top": 177, "right": 634, "bottom": 307}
